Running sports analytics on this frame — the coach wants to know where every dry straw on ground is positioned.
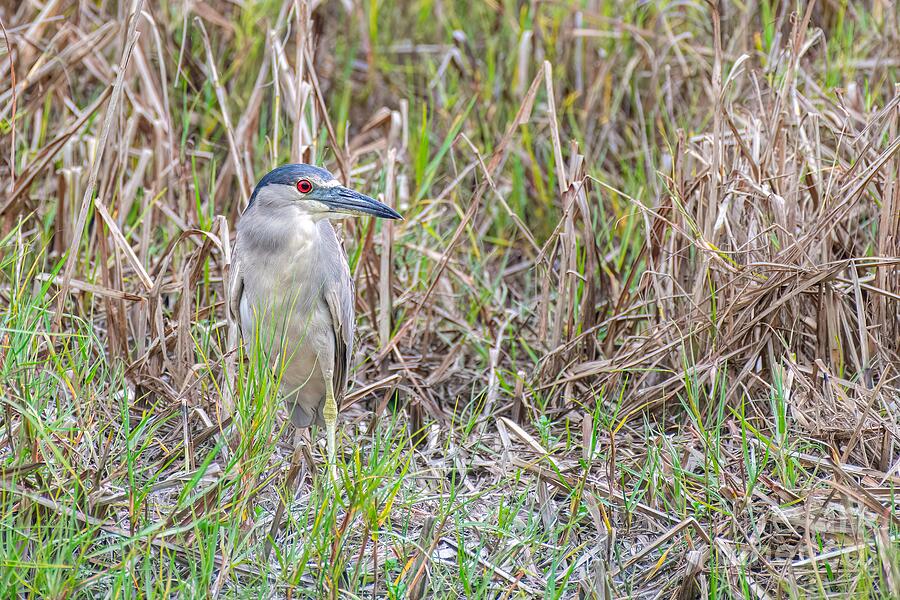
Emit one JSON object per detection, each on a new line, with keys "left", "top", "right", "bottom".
{"left": 1, "top": 0, "right": 899, "bottom": 598}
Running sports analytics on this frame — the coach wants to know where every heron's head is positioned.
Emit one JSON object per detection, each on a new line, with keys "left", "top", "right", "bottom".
{"left": 246, "top": 164, "right": 402, "bottom": 220}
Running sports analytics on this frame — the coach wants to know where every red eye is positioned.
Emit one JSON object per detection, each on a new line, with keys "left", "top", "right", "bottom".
{"left": 296, "top": 179, "right": 313, "bottom": 194}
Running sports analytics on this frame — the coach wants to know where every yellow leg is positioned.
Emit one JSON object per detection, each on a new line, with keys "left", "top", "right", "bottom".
{"left": 322, "top": 374, "right": 338, "bottom": 482}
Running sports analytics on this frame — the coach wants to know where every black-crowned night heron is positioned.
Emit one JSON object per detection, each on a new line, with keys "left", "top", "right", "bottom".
{"left": 229, "top": 164, "right": 401, "bottom": 479}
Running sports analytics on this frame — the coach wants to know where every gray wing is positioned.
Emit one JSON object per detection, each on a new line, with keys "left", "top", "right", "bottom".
{"left": 319, "top": 221, "right": 354, "bottom": 402}
{"left": 228, "top": 254, "right": 245, "bottom": 339}
{"left": 223, "top": 249, "right": 245, "bottom": 419}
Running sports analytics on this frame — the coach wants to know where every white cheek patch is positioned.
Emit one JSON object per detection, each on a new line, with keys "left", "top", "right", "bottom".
{"left": 307, "top": 200, "right": 331, "bottom": 213}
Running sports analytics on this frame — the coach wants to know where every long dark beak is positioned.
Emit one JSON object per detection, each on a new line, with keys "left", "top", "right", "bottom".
{"left": 323, "top": 187, "right": 402, "bottom": 220}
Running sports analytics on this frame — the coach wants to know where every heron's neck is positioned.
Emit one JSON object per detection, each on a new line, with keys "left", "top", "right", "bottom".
{"left": 238, "top": 205, "right": 321, "bottom": 256}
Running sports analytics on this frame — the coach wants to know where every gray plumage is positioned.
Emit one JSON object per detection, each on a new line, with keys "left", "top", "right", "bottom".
{"left": 229, "top": 164, "right": 400, "bottom": 475}
{"left": 231, "top": 215, "right": 351, "bottom": 427}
